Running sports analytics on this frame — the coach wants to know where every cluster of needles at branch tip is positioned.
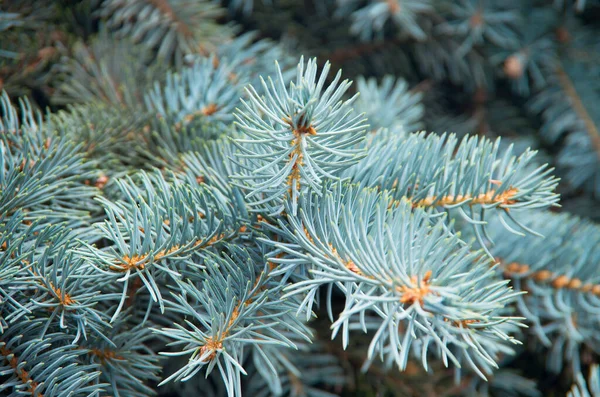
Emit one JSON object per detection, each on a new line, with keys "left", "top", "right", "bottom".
{"left": 285, "top": 115, "right": 316, "bottom": 195}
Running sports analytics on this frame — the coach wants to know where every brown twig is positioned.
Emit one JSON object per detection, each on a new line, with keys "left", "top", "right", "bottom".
{"left": 555, "top": 63, "right": 600, "bottom": 160}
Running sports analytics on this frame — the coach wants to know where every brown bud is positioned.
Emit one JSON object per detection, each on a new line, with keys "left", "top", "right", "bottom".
{"left": 567, "top": 278, "right": 582, "bottom": 289}
{"left": 504, "top": 55, "right": 524, "bottom": 79}
{"left": 518, "top": 264, "right": 530, "bottom": 274}
{"left": 387, "top": 0, "right": 400, "bottom": 14}
{"left": 507, "top": 262, "right": 521, "bottom": 273}
{"left": 555, "top": 27, "right": 570, "bottom": 43}
{"left": 95, "top": 175, "right": 109, "bottom": 189}
{"left": 552, "top": 275, "right": 570, "bottom": 289}
{"left": 533, "top": 270, "right": 552, "bottom": 282}
{"left": 201, "top": 103, "right": 218, "bottom": 116}
{"left": 470, "top": 12, "right": 484, "bottom": 27}
{"left": 582, "top": 283, "right": 593, "bottom": 292}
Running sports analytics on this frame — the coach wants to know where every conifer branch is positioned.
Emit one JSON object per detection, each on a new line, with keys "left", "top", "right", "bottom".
{"left": 155, "top": 245, "right": 311, "bottom": 397}
{"left": 0, "top": 319, "right": 103, "bottom": 396}
{"left": 0, "top": 344, "right": 44, "bottom": 396}
{"left": 233, "top": 57, "right": 368, "bottom": 215}
{"left": 267, "top": 183, "right": 523, "bottom": 377}
{"left": 555, "top": 63, "right": 600, "bottom": 159}
{"left": 147, "top": 0, "right": 194, "bottom": 38}
{"left": 498, "top": 259, "right": 600, "bottom": 296}
{"left": 345, "top": 131, "right": 559, "bottom": 253}
{"left": 411, "top": 185, "right": 519, "bottom": 208}
{"left": 76, "top": 171, "right": 239, "bottom": 320}
{"left": 80, "top": 320, "right": 162, "bottom": 396}
{"left": 4, "top": 3, "right": 600, "bottom": 394}
{"left": 100, "top": 0, "right": 231, "bottom": 61}
{"left": 488, "top": 211, "right": 600, "bottom": 374}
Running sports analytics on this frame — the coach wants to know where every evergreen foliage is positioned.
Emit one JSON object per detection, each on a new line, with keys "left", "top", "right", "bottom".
{"left": 1, "top": 0, "right": 600, "bottom": 396}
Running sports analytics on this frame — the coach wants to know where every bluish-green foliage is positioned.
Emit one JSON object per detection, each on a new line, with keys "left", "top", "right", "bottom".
{"left": 100, "top": 0, "right": 233, "bottom": 64}
{"left": 233, "top": 57, "right": 368, "bottom": 215}
{"left": 354, "top": 75, "right": 423, "bottom": 134}
{"left": 2, "top": 0, "right": 600, "bottom": 396}
{"left": 488, "top": 211, "right": 600, "bottom": 376}
{"left": 267, "top": 183, "right": 523, "bottom": 378}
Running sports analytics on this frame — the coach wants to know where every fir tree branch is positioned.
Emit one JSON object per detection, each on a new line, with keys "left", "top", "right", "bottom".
{"left": 488, "top": 211, "right": 600, "bottom": 375}
{"left": 76, "top": 171, "right": 240, "bottom": 321}
{"left": 354, "top": 75, "right": 424, "bottom": 134}
{"left": 147, "top": 0, "right": 194, "bottom": 39}
{"left": 155, "top": 245, "right": 310, "bottom": 397}
{"left": 100, "top": 0, "right": 231, "bottom": 62}
{"left": 233, "top": 57, "right": 368, "bottom": 215}
{"left": 345, "top": 131, "right": 559, "bottom": 253}
{"left": 267, "top": 182, "right": 523, "bottom": 377}
{"left": 80, "top": 319, "right": 162, "bottom": 397}
{"left": 555, "top": 63, "right": 600, "bottom": 160}
{"left": 0, "top": 319, "right": 103, "bottom": 396}
{"left": 498, "top": 259, "right": 600, "bottom": 296}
